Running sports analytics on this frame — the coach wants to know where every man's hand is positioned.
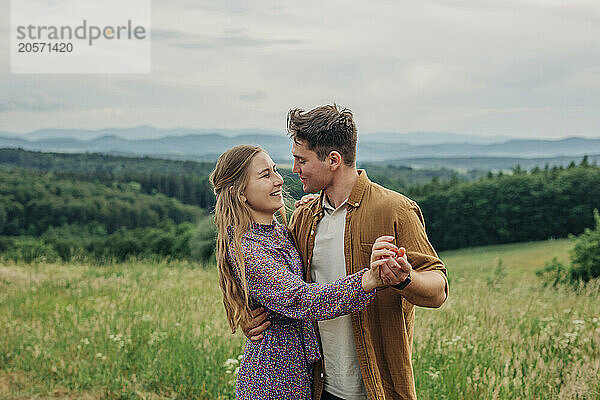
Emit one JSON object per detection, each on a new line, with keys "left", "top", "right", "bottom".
{"left": 242, "top": 307, "right": 271, "bottom": 341}
{"left": 381, "top": 246, "right": 411, "bottom": 286}
{"left": 372, "top": 237, "right": 447, "bottom": 306}
{"left": 294, "top": 193, "right": 319, "bottom": 208}
{"left": 370, "top": 236, "right": 412, "bottom": 286}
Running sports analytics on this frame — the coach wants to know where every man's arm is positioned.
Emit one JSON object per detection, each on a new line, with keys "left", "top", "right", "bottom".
{"left": 242, "top": 307, "right": 271, "bottom": 341}
{"left": 376, "top": 245, "right": 448, "bottom": 308}
{"left": 393, "top": 264, "right": 447, "bottom": 308}
{"left": 381, "top": 199, "right": 449, "bottom": 308}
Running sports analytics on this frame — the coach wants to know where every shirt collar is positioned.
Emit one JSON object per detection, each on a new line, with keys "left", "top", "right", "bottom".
{"left": 249, "top": 219, "right": 277, "bottom": 232}
{"left": 313, "top": 169, "right": 370, "bottom": 217}
{"left": 347, "top": 169, "right": 370, "bottom": 209}
{"left": 322, "top": 194, "right": 348, "bottom": 214}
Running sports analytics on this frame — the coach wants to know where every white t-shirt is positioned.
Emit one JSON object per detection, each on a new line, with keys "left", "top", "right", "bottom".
{"left": 311, "top": 195, "right": 368, "bottom": 400}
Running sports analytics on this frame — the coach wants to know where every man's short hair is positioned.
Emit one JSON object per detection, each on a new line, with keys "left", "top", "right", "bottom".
{"left": 287, "top": 104, "right": 357, "bottom": 167}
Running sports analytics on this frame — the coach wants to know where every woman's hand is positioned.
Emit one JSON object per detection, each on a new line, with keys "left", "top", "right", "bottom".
{"left": 294, "top": 193, "right": 319, "bottom": 208}
{"left": 362, "top": 235, "right": 400, "bottom": 292}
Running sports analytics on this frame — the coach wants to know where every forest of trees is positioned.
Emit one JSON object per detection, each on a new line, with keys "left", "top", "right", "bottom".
{"left": 415, "top": 161, "right": 600, "bottom": 250}
{"left": 0, "top": 149, "right": 216, "bottom": 209}
{"left": 0, "top": 148, "right": 483, "bottom": 209}
{"left": 0, "top": 167, "right": 202, "bottom": 236}
{"left": 0, "top": 148, "right": 598, "bottom": 263}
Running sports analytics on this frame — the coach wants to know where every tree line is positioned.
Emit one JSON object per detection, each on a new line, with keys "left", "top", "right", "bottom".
{"left": 0, "top": 148, "right": 216, "bottom": 209}
{"left": 0, "top": 148, "right": 484, "bottom": 209}
{"left": 1, "top": 148, "right": 598, "bottom": 263}
{"left": 413, "top": 160, "right": 600, "bottom": 250}
{"left": 0, "top": 167, "right": 202, "bottom": 236}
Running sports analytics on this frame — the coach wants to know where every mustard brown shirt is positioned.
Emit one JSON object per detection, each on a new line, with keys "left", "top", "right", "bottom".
{"left": 289, "top": 170, "right": 448, "bottom": 400}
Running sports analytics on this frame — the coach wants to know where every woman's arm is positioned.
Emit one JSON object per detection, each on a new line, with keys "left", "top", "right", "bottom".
{"left": 233, "top": 238, "right": 376, "bottom": 322}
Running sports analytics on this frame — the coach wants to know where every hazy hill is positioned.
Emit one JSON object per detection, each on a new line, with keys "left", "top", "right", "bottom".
{"left": 10, "top": 126, "right": 504, "bottom": 144}
{"left": 359, "top": 131, "right": 508, "bottom": 145}
{"left": 21, "top": 126, "right": 283, "bottom": 141}
{"left": 374, "top": 155, "right": 600, "bottom": 171}
{"left": 0, "top": 128, "right": 598, "bottom": 162}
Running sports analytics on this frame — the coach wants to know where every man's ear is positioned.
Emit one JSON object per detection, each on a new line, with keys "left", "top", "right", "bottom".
{"left": 328, "top": 151, "right": 343, "bottom": 171}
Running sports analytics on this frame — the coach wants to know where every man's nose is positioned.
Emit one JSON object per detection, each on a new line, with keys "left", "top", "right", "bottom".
{"left": 292, "top": 160, "right": 300, "bottom": 174}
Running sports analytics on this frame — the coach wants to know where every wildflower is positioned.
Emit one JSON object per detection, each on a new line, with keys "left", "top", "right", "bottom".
{"left": 223, "top": 358, "right": 239, "bottom": 368}
{"left": 425, "top": 367, "right": 440, "bottom": 379}
{"left": 147, "top": 331, "right": 167, "bottom": 346}
{"left": 224, "top": 356, "right": 242, "bottom": 377}
{"left": 109, "top": 333, "right": 125, "bottom": 348}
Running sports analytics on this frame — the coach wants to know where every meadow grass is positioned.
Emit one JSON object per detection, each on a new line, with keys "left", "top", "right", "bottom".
{"left": 1, "top": 238, "right": 599, "bottom": 399}
{"left": 0, "top": 260, "right": 242, "bottom": 399}
{"left": 414, "top": 238, "right": 599, "bottom": 399}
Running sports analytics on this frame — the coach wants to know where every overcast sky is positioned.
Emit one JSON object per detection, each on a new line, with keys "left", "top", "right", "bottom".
{"left": 1, "top": 0, "right": 599, "bottom": 138}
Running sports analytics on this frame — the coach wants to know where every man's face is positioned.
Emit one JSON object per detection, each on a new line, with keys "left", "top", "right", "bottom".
{"left": 291, "top": 138, "right": 331, "bottom": 193}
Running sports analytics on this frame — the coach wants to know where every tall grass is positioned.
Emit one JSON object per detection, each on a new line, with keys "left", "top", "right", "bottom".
{"left": 0, "top": 260, "right": 242, "bottom": 399}
{"left": 1, "top": 238, "right": 598, "bottom": 399}
{"left": 413, "top": 239, "right": 599, "bottom": 399}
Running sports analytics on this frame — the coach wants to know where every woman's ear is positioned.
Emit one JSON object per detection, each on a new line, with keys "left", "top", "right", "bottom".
{"left": 229, "top": 186, "right": 245, "bottom": 202}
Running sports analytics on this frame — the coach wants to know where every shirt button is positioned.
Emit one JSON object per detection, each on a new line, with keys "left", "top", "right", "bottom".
{"left": 310, "top": 230, "right": 314, "bottom": 235}
{"left": 320, "top": 372, "right": 324, "bottom": 378}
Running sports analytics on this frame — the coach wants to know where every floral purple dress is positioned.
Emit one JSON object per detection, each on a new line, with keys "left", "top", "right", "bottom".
{"left": 226, "top": 221, "right": 375, "bottom": 400}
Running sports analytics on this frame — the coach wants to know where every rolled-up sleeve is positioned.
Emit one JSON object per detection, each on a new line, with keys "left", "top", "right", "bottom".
{"left": 395, "top": 201, "right": 449, "bottom": 298}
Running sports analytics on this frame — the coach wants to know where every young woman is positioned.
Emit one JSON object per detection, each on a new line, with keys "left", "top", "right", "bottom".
{"left": 210, "top": 145, "right": 400, "bottom": 399}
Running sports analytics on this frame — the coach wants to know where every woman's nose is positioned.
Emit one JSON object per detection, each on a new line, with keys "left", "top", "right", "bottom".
{"left": 274, "top": 173, "right": 284, "bottom": 186}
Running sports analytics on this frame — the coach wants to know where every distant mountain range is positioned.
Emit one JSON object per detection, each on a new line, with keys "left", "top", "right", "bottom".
{"left": 368, "top": 155, "right": 600, "bottom": 171}
{"left": 0, "top": 127, "right": 598, "bottom": 163}
{"left": 2, "top": 127, "right": 507, "bottom": 145}
{"left": 0, "top": 126, "right": 284, "bottom": 141}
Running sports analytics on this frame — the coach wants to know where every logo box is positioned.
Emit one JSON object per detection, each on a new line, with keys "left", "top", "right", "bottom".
{"left": 11, "top": 0, "right": 151, "bottom": 74}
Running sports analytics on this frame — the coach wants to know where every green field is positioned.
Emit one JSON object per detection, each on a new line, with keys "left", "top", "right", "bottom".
{"left": 1, "top": 238, "right": 599, "bottom": 399}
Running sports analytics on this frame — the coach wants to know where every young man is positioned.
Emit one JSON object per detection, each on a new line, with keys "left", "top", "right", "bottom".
{"left": 246, "top": 104, "right": 448, "bottom": 400}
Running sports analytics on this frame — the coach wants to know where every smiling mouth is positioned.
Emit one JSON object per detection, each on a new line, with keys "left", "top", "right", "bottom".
{"left": 270, "top": 190, "right": 282, "bottom": 196}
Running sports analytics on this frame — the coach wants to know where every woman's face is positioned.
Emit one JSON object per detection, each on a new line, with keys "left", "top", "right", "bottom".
{"left": 242, "top": 151, "right": 284, "bottom": 224}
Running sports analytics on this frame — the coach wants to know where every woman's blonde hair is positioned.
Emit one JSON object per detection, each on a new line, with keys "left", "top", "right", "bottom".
{"left": 209, "top": 145, "right": 286, "bottom": 333}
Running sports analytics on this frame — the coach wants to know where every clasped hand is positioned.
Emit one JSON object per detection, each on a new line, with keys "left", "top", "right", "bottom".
{"left": 365, "top": 235, "right": 411, "bottom": 289}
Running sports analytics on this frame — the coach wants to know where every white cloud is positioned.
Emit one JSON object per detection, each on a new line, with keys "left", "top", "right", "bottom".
{"left": 0, "top": 0, "right": 599, "bottom": 138}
